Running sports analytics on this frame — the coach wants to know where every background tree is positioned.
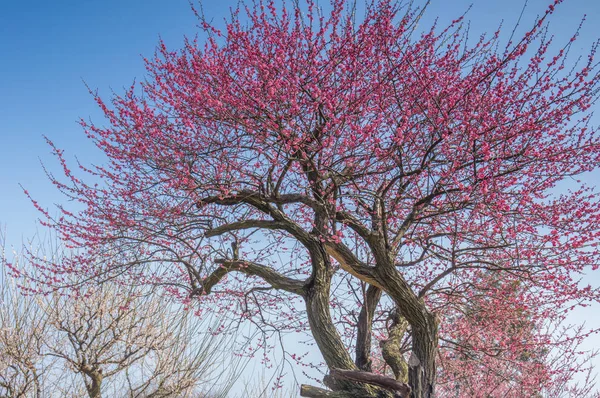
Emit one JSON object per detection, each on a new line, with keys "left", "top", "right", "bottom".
{"left": 25, "top": 0, "right": 600, "bottom": 396}
{"left": 1, "top": 233, "right": 245, "bottom": 398}
{"left": 41, "top": 283, "right": 241, "bottom": 398}
{"left": 434, "top": 272, "right": 597, "bottom": 397}
{"left": 0, "top": 263, "right": 48, "bottom": 397}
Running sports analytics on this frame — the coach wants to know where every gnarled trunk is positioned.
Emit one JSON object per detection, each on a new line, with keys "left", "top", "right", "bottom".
{"left": 409, "top": 323, "right": 438, "bottom": 398}
{"left": 305, "top": 280, "right": 357, "bottom": 373}
{"left": 374, "top": 266, "right": 439, "bottom": 397}
{"left": 304, "top": 267, "right": 380, "bottom": 396}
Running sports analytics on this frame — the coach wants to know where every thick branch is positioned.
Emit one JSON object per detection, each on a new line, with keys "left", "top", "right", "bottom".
{"left": 380, "top": 309, "right": 409, "bottom": 383}
{"left": 204, "top": 219, "right": 288, "bottom": 237}
{"left": 300, "top": 385, "right": 349, "bottom": 398}
{"left": 198, "top": 190, "right": 313, "bottom": 245}
{"left": 202, "top": 259, "right": 306, "bottom": 296}
{"left": 271, "top": 193, "right": 320, "bottom": 208}
{"left": 335, "top": 211, "right": 375, "bottom": 243}
{"left": 323, "top": 242, "right": 381, "bottom": 288}
{"left": 329, "top": 369, "right": 411, "bottom": 398}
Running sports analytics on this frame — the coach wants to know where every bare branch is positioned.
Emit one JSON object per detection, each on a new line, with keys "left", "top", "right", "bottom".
{"left": 203, "top": 259, "right": 306, "bottom": 296}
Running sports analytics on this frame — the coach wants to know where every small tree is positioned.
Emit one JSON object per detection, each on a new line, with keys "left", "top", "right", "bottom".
{"left": 41, "top": 283, "right": 231, "bottom": 398}
{"left": 28, "top": 0, "right": 600, "bottom": 396}
{"left": 1, "top": 235, "right": 243, "bottom": 398}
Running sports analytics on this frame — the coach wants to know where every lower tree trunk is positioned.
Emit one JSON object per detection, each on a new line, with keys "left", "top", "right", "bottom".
{"left": 303, "top": 252, "right": 384, "bottom": 397}
{"left": 380, "top": 308, "right": 409, "bottom": 383}
{"left": 305, "top": 279, "right": 380, "bottom": 396}
{"left": 373, "top": 265, "right": 439, "bottom": 398}
{"left": 302, "top": 246, "right": 438, "bottom": 397}
{"left": 408, "top": 321, "right": 438, "bottom": 398}
{"left": 84, "top": 371, "right": 103, "bottom": 398}
{"left": 300, "top": 385, "right": 348, "bottom": 397}
{"left": 305, "top": 285, "right": 356, "bottom": 372}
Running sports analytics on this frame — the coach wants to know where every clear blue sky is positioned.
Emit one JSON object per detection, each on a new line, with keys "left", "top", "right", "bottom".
{"left": 1, "top": 0, "right": 599, "bottom": 393}
{"left": 0, "top": 0, "right": 201, "bottom": 245}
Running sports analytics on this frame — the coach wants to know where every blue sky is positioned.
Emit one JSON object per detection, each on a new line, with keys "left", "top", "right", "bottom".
{"left": 1, "top": 0, "right": 599, "bottom": 393}
{"left": 0, "top": 0, "right": 200, "bottom": 245}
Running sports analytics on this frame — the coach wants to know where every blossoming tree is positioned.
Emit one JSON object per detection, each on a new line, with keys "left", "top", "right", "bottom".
{"left": 1, "top": 234, "right": 244, "bottom": 398}
{"left": 28, "top": 0, "right": 600, "bottom": 396}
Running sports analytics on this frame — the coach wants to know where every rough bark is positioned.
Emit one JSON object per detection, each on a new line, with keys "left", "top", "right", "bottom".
{"left": 329, "top": 369, "right": 411, "bottom": 398}
{"left": 300, "top": 384, "right": 351, "bottom": 397}
{"left": 373, "top": 263, "right": 438, "bottom": 397}
{"left": 304, "top": 267, "right": 373, "bottom": 394}
{"left": 355, "top": 285, "right": 382, "bottom": 372}
{"left": 303, "top": 244, "right": 381, "bottom": 396}
{"left": 408, "top": 324, "right": 438, "bottom": 398}
{"left": 380, "top": 309, "right": 409, "bottom": 383}
{"left": 305, "top": 279, "right": 356, "bottom": 373}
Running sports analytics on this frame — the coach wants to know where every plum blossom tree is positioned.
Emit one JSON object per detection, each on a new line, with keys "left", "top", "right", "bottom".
{"left": 1, "top": 233, "right": 244, "bottom": 398}
{"left": 26, "top": 0, "right": 600, "bottom": 396}
{"left": 40, "top": 283, "right": 238, "bottom": 398}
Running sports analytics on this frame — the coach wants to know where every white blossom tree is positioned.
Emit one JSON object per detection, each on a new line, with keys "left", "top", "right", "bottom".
{"left": 0, "top": 232, "right": 245, "bottom": 398}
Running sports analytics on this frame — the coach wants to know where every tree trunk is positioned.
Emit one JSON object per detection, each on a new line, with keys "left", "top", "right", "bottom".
{"left": 409, "top": 323, "right": 438, "bottom": 398}
{"left": 329, "top": 369, "right": 410, "bottom": 398}
{"left": 84, "top": 371, "right": 103, "bottom": 398}
{"left": 380, "top": 308, "right": 409, "bottom": 383}
{"left": 303, "top": 248, "right": 381, "bottom": 396}
{"left": 373, "top": 266, "right": 439, "bottom": 397}
{"left": 302, "top": 243, "right": 438, "bottom": 397}
{"left": 300, "top": 385, "right": 351, "bottom": 397}
{"left": 355, "top": 285, "right": 382, "bottom": 372}
{"left": 305, "top": 277, "right": 378, "bottom": 395}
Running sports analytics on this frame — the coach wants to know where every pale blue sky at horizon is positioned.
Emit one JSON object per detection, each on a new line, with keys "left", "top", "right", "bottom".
{"left": 1, "top": 0, "right": 600, "bottom": 394}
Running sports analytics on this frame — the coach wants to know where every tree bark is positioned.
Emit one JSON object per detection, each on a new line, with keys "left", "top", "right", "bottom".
{"left": 300, "top": 385, "right": 350, "bottom": 397}
{"left": 355, "top": 285, "right": 382, "bottom": 372}
{"left": 373, "top": 266, "right": 438, "bottom": 397}
{"left": 305, "top": 281, "right": 356, "bottom": 372}
{"left": 304, "top": 245, "right": 380, "bottom": 396}
{"left": 409, "top": 324, "right": 438, "bottom": 398}
{"left": 305, "top": 273, "right": 373, "bottom": 395}
{"left": 84, "top": 371, "right": 103, "bottom": 398}
{"left": 329, "top": 369, "right": 410, "bottom": 398}
{"left": 380, "top": 308, "right": 409, "bottom": 383}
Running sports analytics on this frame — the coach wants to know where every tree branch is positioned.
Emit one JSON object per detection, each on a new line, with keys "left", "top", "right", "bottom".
{"left": 355, "top": 284, "right": 382, "bottom": 371}
{"left": 198, "top": 190, "right": 314, "bottom": 245}
{"left": 329, "top": 368, "right": 411, "bottom": 398}
{"left": 300, "top": 384, "right": 347, "bottom": 397}
{"left": 322, "top": 242, "right": 380, "bottom": 288}
{"left": 335, "top": 211, "right": 374, "bottom": 243}
{"left": 202, "top": 259, "right": 306, "bottom": 296}
{"left": 204, "top": 219, "right": 289, "bottom": 237}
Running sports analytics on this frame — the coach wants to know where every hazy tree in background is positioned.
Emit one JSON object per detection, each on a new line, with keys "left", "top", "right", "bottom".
{"left": 41, "top": 284, "right": 242, "bottom": 398}
{"left": 0, "top": 265, "right": 48, "bottom": 397}
{"left": 1, "top": 232, "right": 245, "bottom": 398}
